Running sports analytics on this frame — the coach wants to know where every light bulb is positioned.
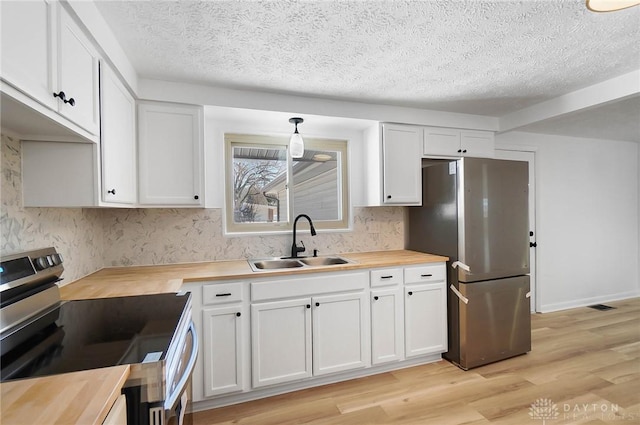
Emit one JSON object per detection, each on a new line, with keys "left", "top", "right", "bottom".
{"left": 290, "top": 132, "right": 304, "bottom": 158}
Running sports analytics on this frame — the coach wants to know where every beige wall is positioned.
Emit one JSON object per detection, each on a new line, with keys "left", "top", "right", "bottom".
{"left": 1, "top": 133, "right": 405, "bottom": 281}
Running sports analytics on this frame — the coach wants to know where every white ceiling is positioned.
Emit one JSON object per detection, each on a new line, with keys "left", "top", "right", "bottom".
{"left": 94, "top": 0, "right": 640, "bottom": 142}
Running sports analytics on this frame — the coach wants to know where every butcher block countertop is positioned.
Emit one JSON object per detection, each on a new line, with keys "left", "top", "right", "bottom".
{"left": 0, "top": 365, "right": 129, "bottom": 425}
{"left": 60, "top": 250, "right": 448, "bottom": 300}
{"left": 2, "top": 250, "right": 446, "bottom": 424}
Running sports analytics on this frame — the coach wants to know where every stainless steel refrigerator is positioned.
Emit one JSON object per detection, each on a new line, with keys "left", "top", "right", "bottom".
{"left": 407, "top": 157, "right": 531, "bottom": 370}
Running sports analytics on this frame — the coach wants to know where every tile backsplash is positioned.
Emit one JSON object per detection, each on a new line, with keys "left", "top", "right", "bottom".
{"left": 1, "top": 133, "right": 405, "bottom": 283}
{"left": 100, "top": 206, "right": 405, "bottom": 266}
{"left": 1, "top": 134, "right": 104, "bottom": 283}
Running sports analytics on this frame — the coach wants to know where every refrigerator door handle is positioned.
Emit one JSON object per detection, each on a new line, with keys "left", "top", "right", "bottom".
{"left": 449, "top": 284, "right": 469, "bottom": 304}
{"left": 451, "top": 261, "right": 471, "bottom": 272}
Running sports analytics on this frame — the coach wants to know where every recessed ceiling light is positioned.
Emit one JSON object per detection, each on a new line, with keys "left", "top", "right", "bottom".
{"left": 586, "top": 0, "right": 640, "bottom": 12}
{"left": 313, "top": 154, "right": 332, "bottom": 162}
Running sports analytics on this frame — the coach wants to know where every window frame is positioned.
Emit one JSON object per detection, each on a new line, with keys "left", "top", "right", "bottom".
{"left": 224, "top": 133, "right": 350, "bottom": 234}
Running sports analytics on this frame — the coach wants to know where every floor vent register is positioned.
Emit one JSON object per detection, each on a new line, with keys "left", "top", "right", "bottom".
{"left": 587, "top": 304, "right": 616, "bottom": 311}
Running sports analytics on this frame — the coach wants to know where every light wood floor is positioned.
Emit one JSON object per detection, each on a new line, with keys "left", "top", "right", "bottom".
{"left": 193, "top": 298, "right": 640, "bottom": 424}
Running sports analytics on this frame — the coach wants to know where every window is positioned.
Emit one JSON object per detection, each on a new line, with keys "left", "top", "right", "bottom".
{"left": 225, "top": 134, "right": 349, "bottom": 233}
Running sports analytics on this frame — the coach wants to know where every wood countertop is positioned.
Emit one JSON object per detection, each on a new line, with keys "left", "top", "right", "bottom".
{"left": 60, "top": 250, "right": 448, "bottom": 300}
{"left": 0, "top": 365, "right": 129, "bottom": 425}
{"left": 2, "top": 250, "right": 446, "bottom": 424}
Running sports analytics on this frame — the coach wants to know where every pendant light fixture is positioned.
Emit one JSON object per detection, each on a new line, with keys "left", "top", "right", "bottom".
{"left": 586, "top": 0, "right": 640, "bottom": 12}
{"left": 289, "top": 117, "right": 304, "bottom": 158}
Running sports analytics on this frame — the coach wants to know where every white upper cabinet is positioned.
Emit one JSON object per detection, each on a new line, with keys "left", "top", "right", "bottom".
{"left": 382, "top": 124, "right": 422, "bottom": 205}
{"left": 0, "top": 1, "right": 100, "bottom": 137}
{"left": 100, "top": 63, "right": 136, "bottom": 205}
{"left": 55, "top": 4, "right": 100, "bottom": 135}
{"left": 0, "top": 0, "right": 55, "bottom": 109}
{"left": 364, "top": 123, "right": 422, "bottom": 206}
{"left": 138, "top": 102, "right": 204, "bottom": 206}
{"left": 460, "top": 130, "right": 495, "bottom": 158}
{"left": 423, "top": 126, "right": 495, "bottom": 158}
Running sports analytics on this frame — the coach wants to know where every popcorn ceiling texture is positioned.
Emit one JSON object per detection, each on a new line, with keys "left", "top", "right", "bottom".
{"left": 95, "top": 0, "right": 640, "bottom": 116}
{"left": 1, "top": 134, "right": 404, "bottom": 279}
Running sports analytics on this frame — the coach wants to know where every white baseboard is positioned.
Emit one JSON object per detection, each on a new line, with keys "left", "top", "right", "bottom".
{"left": 539, "top": 291, "right": 640, "bottom": 313}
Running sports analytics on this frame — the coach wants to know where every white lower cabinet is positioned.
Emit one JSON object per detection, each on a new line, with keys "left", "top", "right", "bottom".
{"left": 251, "top": 292, "right": 368, "bottom": 388}
{"left": 193, "top": 263, "right": 446, "bottom": 408}
{"left": 404, "top": 282, "right": 447, "bottom": 357}
{"left": 251, "top": 298, "right": 312, "bottom": 388}
{"left": 371, "top": 287, "right": 404, "bottom": 364}
{"left": 312, "top": 292, "right": 368, "bottom": 375}
{"left": 202, "top": 305, "right": 244, "bottom": 397}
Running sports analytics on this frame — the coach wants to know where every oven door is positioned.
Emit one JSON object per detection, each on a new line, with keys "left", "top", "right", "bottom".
{"left": 163, "top": 321, "right": 198, "bottom": 425}
{"left": 127, "top": 321, "right": 198, "bottom": 425}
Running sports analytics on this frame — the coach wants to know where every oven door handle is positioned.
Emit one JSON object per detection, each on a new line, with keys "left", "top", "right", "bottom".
{"left": 164, "top": 321, "right": 198, "bottom": 413}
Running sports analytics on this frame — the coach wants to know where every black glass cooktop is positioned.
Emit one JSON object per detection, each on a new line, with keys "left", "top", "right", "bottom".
{"left": 1, "top": 293, "right": 190, "bottom": 382}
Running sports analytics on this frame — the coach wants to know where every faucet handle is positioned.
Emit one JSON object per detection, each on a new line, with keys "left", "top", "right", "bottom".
{"left": 296, "top": 240, "right": 306, "bottom": 253}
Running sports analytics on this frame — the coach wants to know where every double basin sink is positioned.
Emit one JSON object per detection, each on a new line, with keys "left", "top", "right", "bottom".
{"left": 248, "top": 256, "right": 354, "bottom": 272}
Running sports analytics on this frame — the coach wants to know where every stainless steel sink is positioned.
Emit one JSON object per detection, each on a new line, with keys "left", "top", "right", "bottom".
{"left": 250, "top": 259, "right": 304, "bottom": 270}
{"left": 248, "top": 256, "right": 354, "bottom": 272}
{"left": 299, "top": 256, "right": 349, "bottom": 267}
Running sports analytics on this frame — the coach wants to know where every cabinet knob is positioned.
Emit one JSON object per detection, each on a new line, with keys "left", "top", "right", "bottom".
{"left": 408, "top": 291, "right": 413, "bottom": 296}
{"left": 374, "top": 296, "right": 379, "bottom": 301}
{"left": 306, "top": 304, "right": 311, "bottom": 309}
{"left": 462, "top": 149, "right": 467, "bottom": 153}
{"left": 53, "top": 91, "right": 66, "bottom": 102}
{"left": 530, "top": 242, "right": 537, "bottom": 248}
{"left": 107, "top": 189, "right": 116, "bottom": 195}
{"left": 194, "top": 195, "right": 199, "bottom": 200}
{"left": 315, "top": 302, "right": 320, "bottom": 307}
{"left": 64, "top": 97, "right": 75, "bottom": 106}
{"left": 236, "top": 312, "right": 241, "bottom": 317}
{"left": 457, "top": 149, "right": 462, "bottom": 153}
{"left": 386, "top": 195, "right": 392, "bottom": 199}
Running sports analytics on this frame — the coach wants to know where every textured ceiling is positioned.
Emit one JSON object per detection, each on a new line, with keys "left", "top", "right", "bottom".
{"left": 94, "top": 0, "right": 640, "bottom": 140}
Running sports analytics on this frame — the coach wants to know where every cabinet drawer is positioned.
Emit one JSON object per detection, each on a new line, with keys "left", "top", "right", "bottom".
{"left": 370, "top": 268, "right": 403, "bottom": 287}
{"left": 404, "top": 264, "right": 446, "bottom": 284}
{"left": 203, "top": 282, "right": 244, "bottom": 305}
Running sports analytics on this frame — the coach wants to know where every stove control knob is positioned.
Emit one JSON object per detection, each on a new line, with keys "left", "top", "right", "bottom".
{"left": 51, "top": 253, "right": 63, "bottom": 265}
{"left": 34, "top": 256, "right": 49, "bottom": 270}
{"left": 45, "top": 255, "right": 54, "bottom": 266}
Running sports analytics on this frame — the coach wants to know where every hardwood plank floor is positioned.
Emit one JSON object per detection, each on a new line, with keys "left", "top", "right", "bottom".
{"left": 193, "top": 298, "right": 640, "bottom": 424}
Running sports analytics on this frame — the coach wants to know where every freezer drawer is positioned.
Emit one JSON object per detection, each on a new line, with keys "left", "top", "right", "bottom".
{"left": 457, "top": 276, "right": 530, "bottom": 369}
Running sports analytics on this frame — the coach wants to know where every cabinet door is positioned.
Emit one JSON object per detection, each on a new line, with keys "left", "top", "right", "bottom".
{"left": 100, "top": 63, "right": 136, "bottom": 204}
{"left": 405, "top": 283, "right": 447, "bottom": 357}
{"left": 423, "top": 127, "right": 461, "bottom": 156}
{"left": 0, "top": 0, "right": 55, "bottom": 109}
{"left": 382, "top": 124, "right": 421, "bottom": 205}
{"left": 312, "top": 292, "right": 368, "bottom": 375}
{"left": 56, "top": 4, "right": 100, "bottom": 135}
{"left": 460, "top": 130, "right": 495, "bottom": 158}
{"left": 138, "top": 102, "right": 204, "bottom": 206}
{"left": 371, "top": 288, "right": 403, "bottom": 365}
{"left": 251, "top": 299, "right": 312, "bottom": 388}
{"left": 203, "top": 305, "right": 244, "bottom": 397}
